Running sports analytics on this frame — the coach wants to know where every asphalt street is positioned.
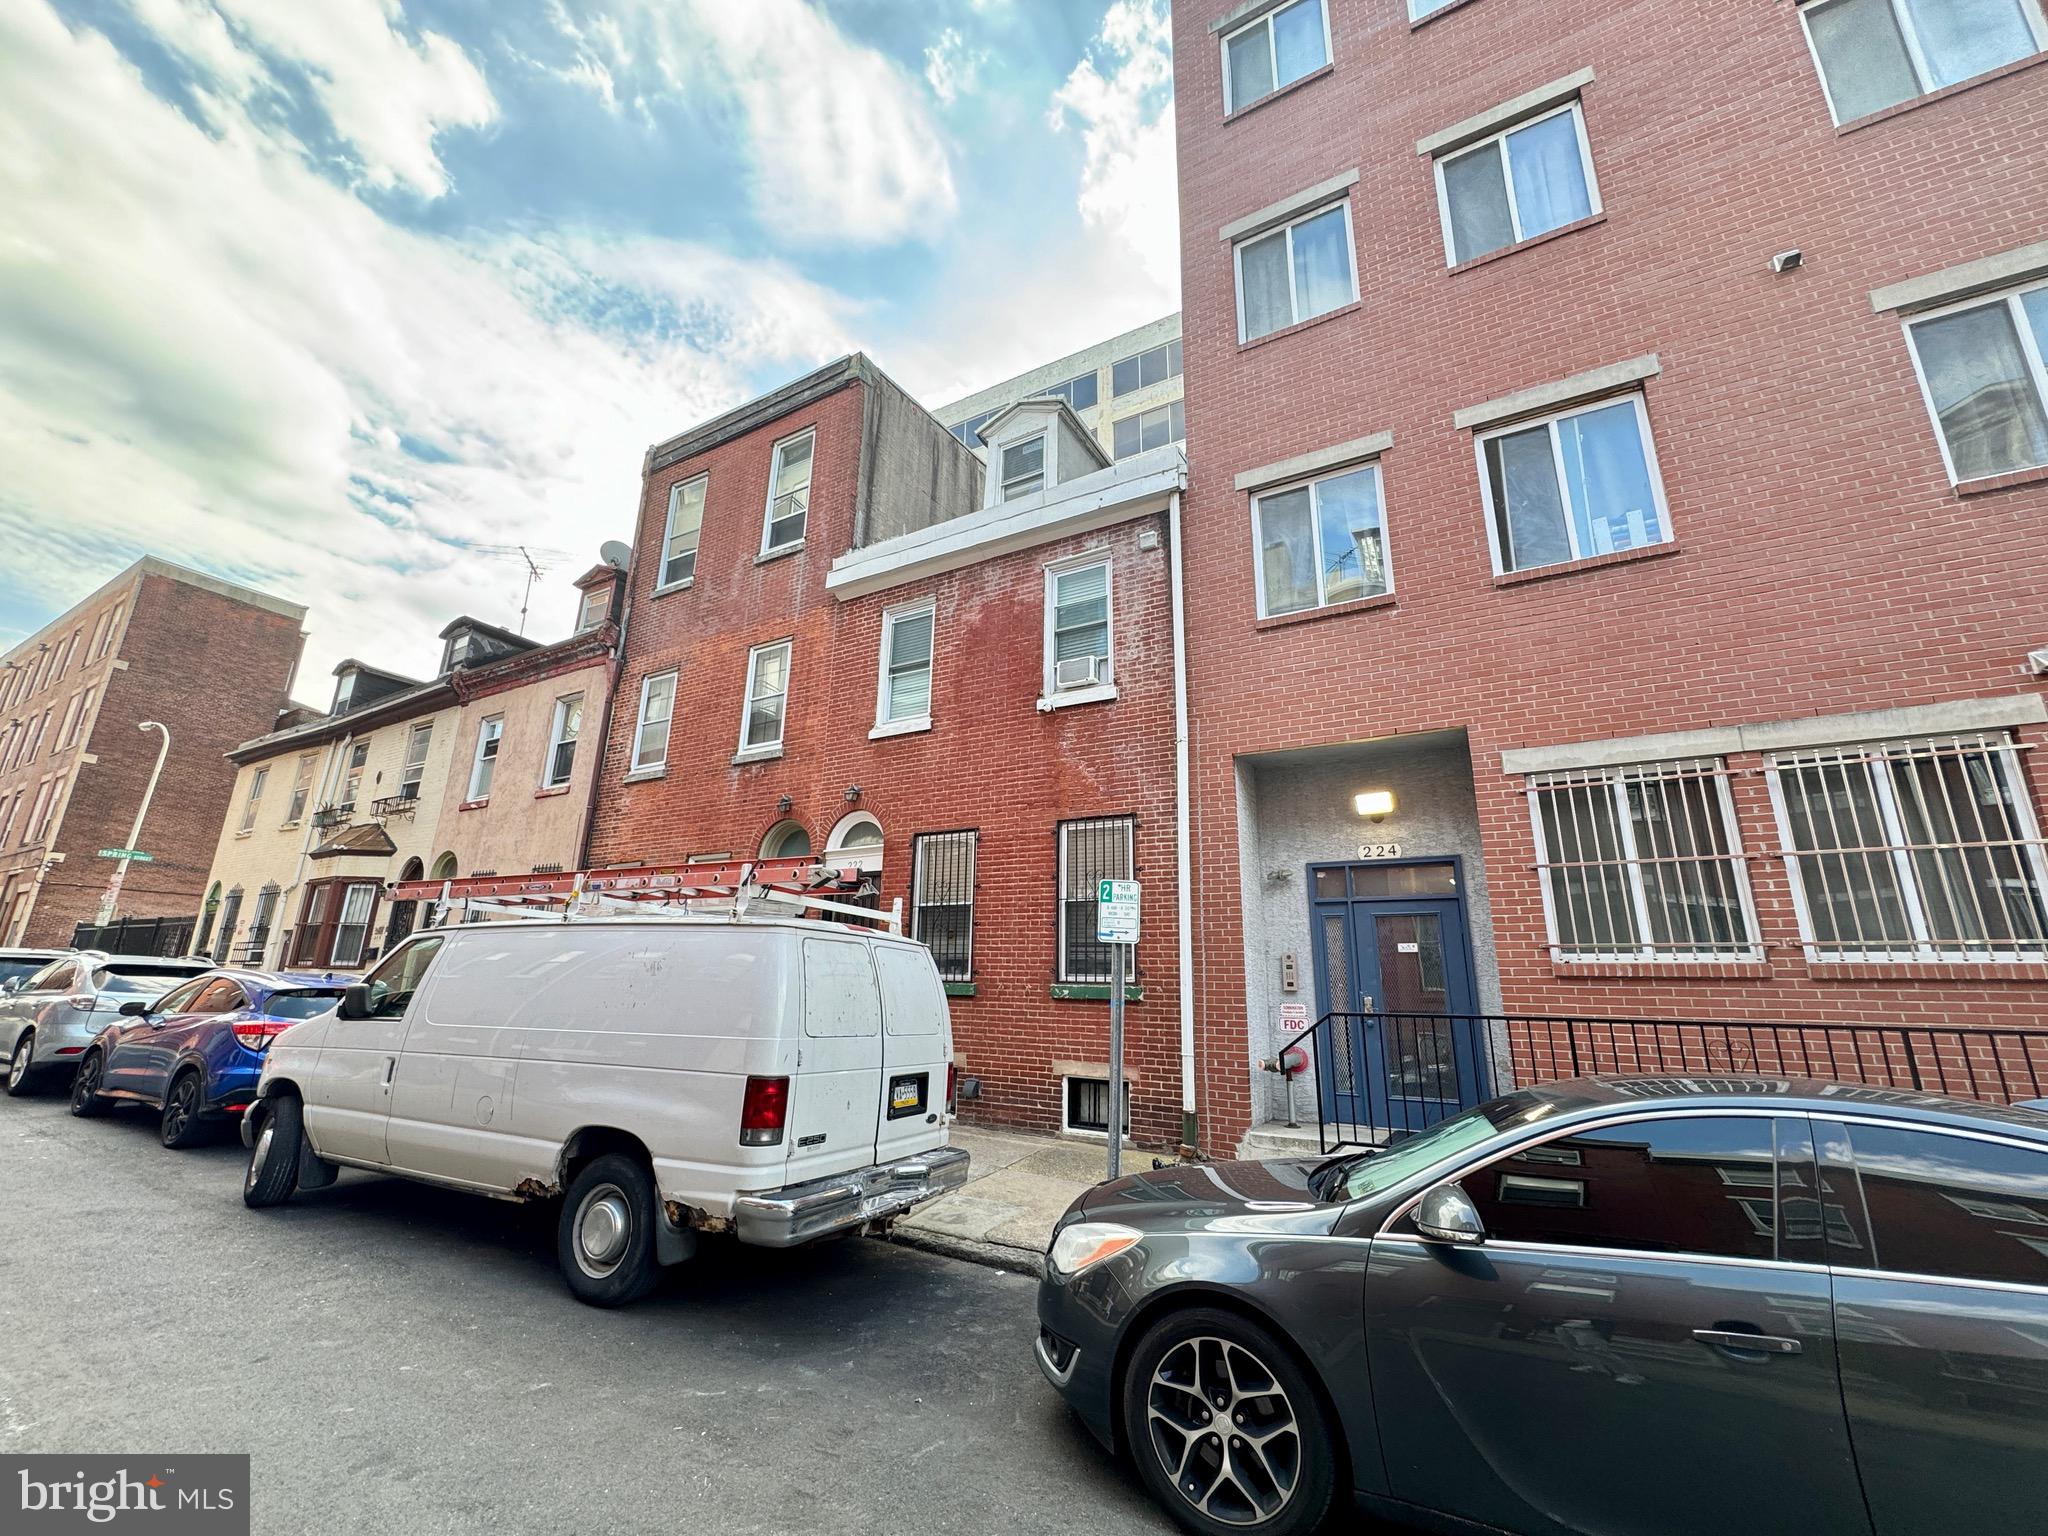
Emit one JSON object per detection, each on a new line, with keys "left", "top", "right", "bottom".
{"left": 0, "top": 1090, "right": 1178, "bottom": 1535}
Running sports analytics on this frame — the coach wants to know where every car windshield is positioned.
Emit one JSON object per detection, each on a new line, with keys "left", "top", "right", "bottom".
{"left": 1331, "top": 1093, "right": 1562, "bottom": 1203}
{"left": 263, "top": 990, "right": 344, "bottom": 1021}
{"left": 93, "top": 969, "right": 203, "bottom": 997}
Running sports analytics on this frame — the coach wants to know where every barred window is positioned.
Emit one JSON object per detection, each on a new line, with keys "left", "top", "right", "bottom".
{"left": 1058, "top": 815, "right": 1135, "bottom": 982}
{"left": 911, "top": 831, "right": 977, "bottom": 981}
{"left": 1770, "top": 734, "right": 2048, "bottom": 963}
{"left": 1529, "top": 759, "right": 1759, "bottom": 961}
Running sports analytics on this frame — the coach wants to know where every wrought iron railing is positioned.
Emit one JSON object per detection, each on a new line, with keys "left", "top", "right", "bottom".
{"left": 1281, "top": 1010, "right": 2048, "bottom": 1155}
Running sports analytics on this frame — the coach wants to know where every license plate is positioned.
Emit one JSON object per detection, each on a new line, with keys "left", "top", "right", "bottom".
{"left": 891, "top": 1080, "right": 921, "bottom": 1112}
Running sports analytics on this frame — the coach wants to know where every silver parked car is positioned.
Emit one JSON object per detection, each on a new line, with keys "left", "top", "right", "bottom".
{"left": 1, "top": 952, "right": 212, "bottom": 1096}
{"left": 0, "top": 948, "right": 68, "bottom": 994}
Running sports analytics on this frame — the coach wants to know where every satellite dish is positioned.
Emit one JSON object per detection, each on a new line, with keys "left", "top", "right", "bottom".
{"left": 599, "top": 540, "right": 632, "bottom": 570}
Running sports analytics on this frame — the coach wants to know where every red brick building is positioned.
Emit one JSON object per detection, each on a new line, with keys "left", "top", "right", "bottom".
{"left": 585, "top": 357, "right": 1194, "bottom": 1145}
{"left": 1174, "top": 0, "right": 2048, "bottom": 1151}
{"left": 0, "top": 559, "right": 307, "bottom": 947}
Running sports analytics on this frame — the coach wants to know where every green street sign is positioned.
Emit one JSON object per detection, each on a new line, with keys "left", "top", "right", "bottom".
{"left": 96, "top": 848, "right": 154, "bottom": 862}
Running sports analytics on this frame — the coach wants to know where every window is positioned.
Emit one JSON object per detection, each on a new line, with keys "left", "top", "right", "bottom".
{"left": 63, "top": 686, "right": 92, "bottom": 748}
{"left": 948, "top": 408, "right": 999, "bottom": 447}
{"left": 1000, "top": 435, "right": 1046, "bottom": 500}
{"left": 912, "top": 830, "right": 977, "bottom": 980}
{"left": 20, "top": 780, "right": 53, "bottom": 846}
{"left": 1046, "top": 559, "right": 1113, "bottom": 695}
{"left": 740, "top": 640, "right": 792, "bottom": 754}
{"left": 0, "top": 792, "right": 19, "bottom": 846}
{"left": 1064, "top": 1077, "right": 1132, "bottom": 1137}
{"left": 23, "top": 709, "right": 49, "bottom": 763}
{"left": 1902, "top": 279, "right": 2048, "bottom": 482}
{"left": 1111, "top": 338, "right": 1184, "bottom": 399}
{"left": 1058, "top": 815, "right": 1135, "bottom": 982}
{"left": 97, "top": 602, "right": 123, "bottom": 659}
{"left": 1768, "top": 733, "right": 2048, "bottom": 962}
{"left": 1112, "top": 401, "right": 1186, "bottom": 460}
{"left": 631, "top": 670, "right": 676, "bottom": 772}
{"left": 357, "top": 935, "right": 445, "bottom": 1018}
{"left": 877, "top": 603, "right": 935, "bottom": 728}
{"left": 54, "top": 693, "right": 80, "bottom": 752}
{"left": 238, "top": 766, "right": 268, "bottom": 833}
{"left": 1435, "top": 102, "right": 1600, "bottom": 266}
{"left": 467, "top": 716, "right": 502, "bottom": 801}
{"left": 1528, "top": 759, "right": 1761, "bottom": 961}
{"left": 1048, "top": 370, "right": 1100, "bottom": 413}
{"left": 1800, "top": 0, "right": 2046, "bottom": 125}
{"left": 1235, "top": 202, "right": 1356, "bottom": 342}
{"left": 575, "top": 586, "right": 609, "bottom": 632}
{"left": 213, "top": 888, "right": 243, "bottom": 963}
{"left": 1253, "top": 462, "right": 1389, "bottom": 616}
{"left": 1845, "top": 1123, "right": 2048, "bottom": 1285}
{"left": 154, "top": 978, "right": 211, "bottom": 1016}
{"left": 1410, "top": 0, "right": 1458, "bottom": 14}
{"left": 661, "top": 474, "right": 706, "bottom": 588}
{"left": 541, "top": 695, "right": 582, "bottom": 788}
{"left": 28, "top": 777, "right": 63, "bottom": 843}
{"left": 1461, "top": 1116, "right": 1783, "bottom": 1260}
{"left": 762, "top": 429, "right": 814, "bottom": 552}
{"left": 1220, "top": 0, "right": 1329, "bottom": 114}
{"left": 1478, "top": 393, "right": 1671, "bottom": 574}
{"left": 761, "top": 820, "right": 811, "bottom": 860}
{"left": 244, "top": 886, "right": 279, "bottom": 965}
{"left": 337, "top": 741, "right": 369, "bottom": 813}
{"left": 398, "top": 725, "right": 432, "bottom": 802}
{"left": 284, "top": 752, "right": 316, "bottom": 823}
{"left": 331, "top": 882, "right": 380, "bottom": 968}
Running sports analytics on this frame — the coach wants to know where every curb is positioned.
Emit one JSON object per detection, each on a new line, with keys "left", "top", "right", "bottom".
{"left": 886, "top": 1224, "right": 1044, "bottom": 1279}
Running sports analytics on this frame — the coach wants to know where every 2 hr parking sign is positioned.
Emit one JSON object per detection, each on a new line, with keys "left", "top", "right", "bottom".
{"left": 1094, "top": 879, "right": 1140, "bottom": 944}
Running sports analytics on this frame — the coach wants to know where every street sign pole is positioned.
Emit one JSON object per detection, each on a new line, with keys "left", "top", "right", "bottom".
{"left": 1108, "top": 941, "right": 1125, "bottom": 1182}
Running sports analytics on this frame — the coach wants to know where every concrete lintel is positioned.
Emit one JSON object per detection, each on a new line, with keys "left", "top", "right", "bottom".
{"left": 1209, "top": 0, "right": 1292, "bottom": 34}
{"left": 1869, "top": 239, "right": 2048, "bottom": 315}
{"left": 1454, "top": 353, "right": 1660, "bottom": 432}
{"left": 1235, "top": 432, "right": 1393, "bottom": 492}
{"left": 1502, "top": 729, "right": 1742, "bottom": 774}
{"left": 1417, "top": 67, "right": 1595, "bottom": 158}
{"left": 1218, "top": 169, "right": 1360, "bottom": 244}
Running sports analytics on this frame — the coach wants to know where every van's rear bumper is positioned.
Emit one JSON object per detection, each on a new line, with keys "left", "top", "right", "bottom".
{"left": 735, "top": 1146, "right": 971, "bottom": 1248}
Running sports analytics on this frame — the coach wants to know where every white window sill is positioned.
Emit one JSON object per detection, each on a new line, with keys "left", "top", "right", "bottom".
{"left": 756, "top": 541, "right": 804, "bottom": 565}
{"left": 733, "top": 746, "right": 785, "bottom": 765}
{"left": 1037, "top": 683, "right": 1119, "bottom": 713}
{"left": 869, "top": 717, "right": 932, "bottom": 740}
{"left": 651, "top": 578, "right": 694, "bottom": 598}
{"left": 622, "top": 766, "right": 667, "bottom": 783}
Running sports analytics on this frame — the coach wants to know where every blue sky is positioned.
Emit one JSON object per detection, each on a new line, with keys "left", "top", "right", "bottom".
{"left": 0, "top": 0, "right": 1177, "bottom": 688}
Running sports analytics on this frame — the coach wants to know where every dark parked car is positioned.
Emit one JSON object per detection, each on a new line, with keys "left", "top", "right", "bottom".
{"left": 1036, "top": 1077, "right": 2048, "bottom": 1536}
{"left": 71, "top": 968, "right": 346, "bottom": 1146}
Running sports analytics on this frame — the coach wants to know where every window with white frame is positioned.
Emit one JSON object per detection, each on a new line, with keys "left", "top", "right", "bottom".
{"left": 1058, "top": 815, "right": 1135, "bottom": 982}
{"left": 54, "top": 692, "right": 82, "bottom": 753}
{"left": 1112, "top": 400, "right": 1185, "bottom": 461}
{"left": 912, "top": 830, "right": 977, "bottom": 981}
{"left": 283, "top": 752, "right": 313, "bottom": 823}
{"left": 398, "top": 723, "right": 432, "bottom": 802}
{"left": 877, "top": 603, "right": 934, "bottom": 729}
{"left": 575, "top": 587, "right": 608, "bottom": 632}
{"left": 1046, "top": 559, "right": 1113, "bottom": 696}
{"left": 25, "top": 776, "right": 62, "bottom": 844}
{"left": 97, "top": 603, "right": 123, "bottom": 660}
{"left": 1478, "top": 393, "right": 1671, "bottom": 574}
{"left": 544, "top": 695, "right": 582, "bottom": 788}
{"left": 661, "top": 474, "right": 707, "bottom": 587}
{"left": 467, "top": 716, "right": 503, "bottom": 801}
{"left": 762, "top": 430, "right": 814, "bottom": 552}
{"left": 1000, "top": 435, "right": 1046, "bottom": 500}
{"left": 1253, "top": 462, "right": 1390, "bottom": 616}
{"left": 1768, "top": 733, "right": 2048, "bottom": 962}
{"left": 238, "top": 766, "right": 268, "bottom": 833}
{"left": 631, "top": 670, "right": 676, "bottom": 773}
{"left": 331, "top": 881, "right": 380, "bottom": 969}
{"left": 1434, "top": 101, "right": 1601, "bottom": 266}
{"left": 1799, "top": 0, "right": 2046, "bottom": 125}
{"left": 1528, "top": 760, "right": 1761, "bottom": 962}
{"left": 740, "top": 640, "right": 791, "bottom": 754}
{"left": 337, "top": 741, "right": 369, "bottom": 813}
{"left": 1220, "top": 0, "right": 1330, "bottom": 114}
{"left": 1902, "top": 278, "right": 2048, "bottom": 483}
{"left": 1111, "top": 338, "right": 1183, "bottom": 399}
{"left": 1235, "top": 202, "right": 1357, "bottom": 342}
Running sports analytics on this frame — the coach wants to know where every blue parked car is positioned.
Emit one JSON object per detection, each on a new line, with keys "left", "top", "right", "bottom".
{"left": 70, "top": 968, "right": 347, "bottom": 1147}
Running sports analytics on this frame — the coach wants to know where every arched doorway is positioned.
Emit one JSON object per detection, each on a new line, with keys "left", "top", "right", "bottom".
{"left": 194, "top": 882, "right": 222, "bottom": 952}
{"left": 423, "top": 852, "right": 457, "bottom": 929}
{"left": 386, "top": 857, "right": 425, "bottom": 949}
{"left": 825, "top": 813, "right": 884, "bottom": 911}
{"left": 759, "top": 820, "right": 812, "bottom": 861}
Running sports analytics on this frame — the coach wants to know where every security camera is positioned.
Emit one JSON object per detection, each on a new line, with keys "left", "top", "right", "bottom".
{"left": 1770, "top": 250, "right": 1803, "bottom": 274}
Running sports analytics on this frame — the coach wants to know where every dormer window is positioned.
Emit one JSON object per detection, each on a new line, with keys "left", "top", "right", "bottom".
{"left": 332, "top": 671, "right": 357, "bottom": 714}
{"left": 1001, "top": 435, "right": 1047, "bottom": 501}
{"left": 447, "top": 633, "right": 472, "bottom": 669}
{"left": 576, "top": 587, "right": 608, "bottom": 633}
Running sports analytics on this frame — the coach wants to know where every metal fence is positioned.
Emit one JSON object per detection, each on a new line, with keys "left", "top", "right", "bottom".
{"left": 70, "top": 914, "right": 199, "bottom": 958}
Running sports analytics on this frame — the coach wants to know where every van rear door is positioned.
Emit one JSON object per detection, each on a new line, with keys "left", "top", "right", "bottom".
{"left": 790, "top": 936, "right": 883, "bottom": 1182}
{"left": 872, "top": 942, "right": 951, "bottom": 1163}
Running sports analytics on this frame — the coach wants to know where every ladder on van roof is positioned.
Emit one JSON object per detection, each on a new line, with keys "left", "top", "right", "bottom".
{"left": 387, "top": 857, "right": 902, "bottom": 934}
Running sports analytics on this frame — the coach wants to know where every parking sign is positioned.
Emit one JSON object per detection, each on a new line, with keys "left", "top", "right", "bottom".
{"left": 1095, "top": 878, "right": 1140, "bottom": 943}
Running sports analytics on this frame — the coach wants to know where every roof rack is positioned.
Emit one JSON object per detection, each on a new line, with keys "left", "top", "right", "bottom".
{"left": 387, "top": 857, "right": 902, "bottom": 934}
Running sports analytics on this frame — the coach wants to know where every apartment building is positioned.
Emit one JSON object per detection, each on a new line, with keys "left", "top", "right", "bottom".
{"left": 586, "top": 355, "right": 1193, "bottom": 1145}
{"left": 1173, "top": 0, "right": 2048, "bottom": 1151}
{"left": 0, "top": 559, "right": 305, "bottom": 947}
{"left": 197, "top": 573, "right": 620, "bottom": 971}
{"left": 937, "top": 312, "right": 1187, "bottom": 466}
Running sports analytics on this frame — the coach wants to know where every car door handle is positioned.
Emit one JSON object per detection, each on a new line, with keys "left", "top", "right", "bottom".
{"left": 383, "top": 1057, "right": 396, "bottom": 1086}
{"left": 1693, "top": 1328, "right": 1802, "bottom": 1357}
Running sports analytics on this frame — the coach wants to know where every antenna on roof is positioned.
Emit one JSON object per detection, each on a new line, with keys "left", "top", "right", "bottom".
{"left": 464, "top": 542, "right": 569, "bottom": 634}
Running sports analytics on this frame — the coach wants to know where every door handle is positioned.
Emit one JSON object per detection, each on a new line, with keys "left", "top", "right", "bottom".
{"left": 383, "top": 1057, "right": 395, "bottom": 1086}
{"left": 1693, "top": 1328, "right": 1801, "bottom": 1357}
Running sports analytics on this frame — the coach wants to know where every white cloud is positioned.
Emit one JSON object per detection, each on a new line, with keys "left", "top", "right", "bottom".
{"left": 1049, "top": 0, "right": 1178, "bottom": 298}
{"left": 923, "top": 27, "right": 986, "bottom": 108}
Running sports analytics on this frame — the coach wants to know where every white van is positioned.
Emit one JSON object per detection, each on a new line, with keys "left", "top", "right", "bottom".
{"left": 238, "top": 914, "right": 967, "bottom": 1306}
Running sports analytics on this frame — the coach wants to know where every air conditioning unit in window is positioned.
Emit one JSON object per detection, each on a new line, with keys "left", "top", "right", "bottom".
{"left": 1054, "top": 655, "right": 1105, "bottom": 692}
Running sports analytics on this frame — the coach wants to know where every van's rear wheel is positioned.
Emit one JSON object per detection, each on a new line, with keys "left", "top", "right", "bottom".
{"left": 559, "top": 1154, "right": 660, "bottom": 1308}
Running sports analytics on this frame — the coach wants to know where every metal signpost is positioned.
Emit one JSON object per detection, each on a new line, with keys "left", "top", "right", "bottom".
{"left": 97, "top": 720, "right": 170, "bottom": 927}
{"left": 1095, "top": 877, "right": 1141, "bottom": 1181}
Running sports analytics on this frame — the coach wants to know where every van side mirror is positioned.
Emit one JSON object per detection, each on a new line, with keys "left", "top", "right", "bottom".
{"left": 1415, "top": 1182, "right": 1486, "bottom": 1245}
{"left": 118, "top": 999, "right": 150, "bottom": 1018}
{"left": 338, "top": 983, "right": 371, "bottom": 1020}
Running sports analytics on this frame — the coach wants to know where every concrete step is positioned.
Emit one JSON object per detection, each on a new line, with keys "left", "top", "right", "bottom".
{"left": 1236, "top": 1121, "right": 1328, "bottom": 1161}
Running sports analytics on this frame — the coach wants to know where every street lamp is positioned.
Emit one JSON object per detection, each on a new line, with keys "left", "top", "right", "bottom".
{"left": 98, "top": 720, "right": 170, "bottom": 926}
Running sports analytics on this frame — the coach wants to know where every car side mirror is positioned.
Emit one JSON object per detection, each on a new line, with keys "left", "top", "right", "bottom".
{"left": 338, "top": 983, "right": 372, "bottom": 1020}
{"left": 1415, "top": 1182, "right": 1486, "bottom": 1246}
{"left": 118, "top": 999, "right": 150, "bottom": 1017}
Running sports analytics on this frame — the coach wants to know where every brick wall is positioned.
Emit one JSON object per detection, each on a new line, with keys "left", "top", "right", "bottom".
{"left": 1175, "top": 0, "right": 2048, "bottom": 1149}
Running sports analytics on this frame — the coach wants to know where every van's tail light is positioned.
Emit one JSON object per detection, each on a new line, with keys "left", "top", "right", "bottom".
{"left": 231, "top": 1020, "right": 290, "bottom": 1054}
{"left": 740, "top": 1075, "right": 789, "bottom": 1146}
{"left": 946, "top": 1064, "right": 958, "bottom": 1115}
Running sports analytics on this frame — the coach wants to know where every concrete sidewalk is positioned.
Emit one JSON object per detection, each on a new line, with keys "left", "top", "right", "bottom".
{"left": 890, "top": 1124, "right": 1131, "bottom": 1275}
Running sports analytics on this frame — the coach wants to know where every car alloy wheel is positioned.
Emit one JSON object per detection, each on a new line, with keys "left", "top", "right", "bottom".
{"left": 1145, "top": 1335, "right": 1303, "bottom": 1528}
{"left": 69, "top": 1050, "right": 103, "bottom": 1112}
{"left": 162, "top": 1074, "right": 199, "bottom": 1146}
{"left": 246, "top": 1120, "right": 274, "bottom": 1192}
{"left": 6, "top": 1034, "right": 29, "bottom": 1092}
{"left": 572, "top": 1182, "right": 634, "bottom": 1280}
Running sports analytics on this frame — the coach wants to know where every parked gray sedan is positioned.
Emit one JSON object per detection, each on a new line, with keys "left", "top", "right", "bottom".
{"left": 1036, "top": 1077, "right": 2048, "bottom": 1536}
{"left": 1, "top": 952, "right": 212, "bottom": 1095}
